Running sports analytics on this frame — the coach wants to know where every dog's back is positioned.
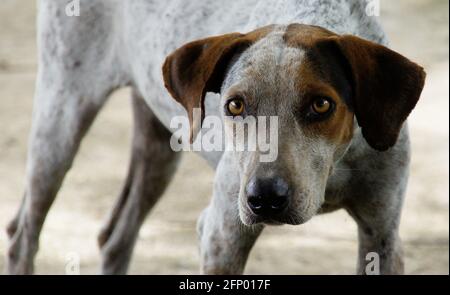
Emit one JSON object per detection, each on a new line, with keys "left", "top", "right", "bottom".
{"left": 37, "top": 0, "right": 387, "bottom": 135}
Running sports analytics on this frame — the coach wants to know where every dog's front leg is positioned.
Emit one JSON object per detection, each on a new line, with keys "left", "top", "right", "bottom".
{"left": 346, "top": 194, "right": 405, "bottom": 275}
{"left": 197, "top": 156, "right": 263, "bottom": 275}
{"left": 355, "top": 225, "right": 404, "bottom": 275}
{"left": 197, "top": 204, "right": 263, "bottom": 275}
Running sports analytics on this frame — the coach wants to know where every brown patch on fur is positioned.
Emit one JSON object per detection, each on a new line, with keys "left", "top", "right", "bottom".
{"left": 296, "top": 59, "right": 354, "bottom": 146}
{"left": 283, "top": 23, "right": 337, "bottom": 48}
{"left": 162, "top": 25, "right": 275, "bottom": 142}
{"left": 283, "top": 24, "right": 355, "bottom": 146}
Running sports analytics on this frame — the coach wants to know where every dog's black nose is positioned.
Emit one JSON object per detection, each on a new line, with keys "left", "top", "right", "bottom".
{"left": 246, "top": 177, "right": 289, "bottom": 216}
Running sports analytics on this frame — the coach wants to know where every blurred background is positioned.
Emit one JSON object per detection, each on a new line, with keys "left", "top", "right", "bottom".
{"left": 0, "top": 0, "right": 448, "bottom": 274}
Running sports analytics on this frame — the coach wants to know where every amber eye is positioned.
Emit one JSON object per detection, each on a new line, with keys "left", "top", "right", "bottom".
{"left": 226, "top": 98, "right": 245, "bottom": 116}
{"left": 312, "top": 97, "right": 332, "bottom": 114}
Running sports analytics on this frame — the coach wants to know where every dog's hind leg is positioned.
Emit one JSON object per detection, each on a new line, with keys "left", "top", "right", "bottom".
{"left": 98, "top": 90, "right": 180, "bottom": 275}
{"left": 6, "top": 76, "right": 116, "bottom": 274}
{"left": 6, "top": 1, "right": 127, "bottom": 274}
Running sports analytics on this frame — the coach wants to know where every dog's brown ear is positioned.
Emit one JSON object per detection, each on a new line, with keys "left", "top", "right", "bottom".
{"left": 163, "top": 27, "right": 273, "bottom": 142}
{"left": 163, "top": 33, "right": 249, "bottom": 142}
{"left": 317, "top": 35, "right": 426, "bottom": 151}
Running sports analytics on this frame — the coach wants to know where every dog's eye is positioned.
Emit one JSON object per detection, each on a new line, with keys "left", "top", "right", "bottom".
{"left": 226, "top": 97, "right": 245, "bottom": 116}
{"left": 311, "top": 97, "right": 333, "bottom": 115}
{"left": 302, "top": 97, "right": 335, "bottom": 122}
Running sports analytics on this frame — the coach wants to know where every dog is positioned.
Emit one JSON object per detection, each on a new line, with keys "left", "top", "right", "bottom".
{"left": 6, "top": 0, "right": 425, "bottom": 275}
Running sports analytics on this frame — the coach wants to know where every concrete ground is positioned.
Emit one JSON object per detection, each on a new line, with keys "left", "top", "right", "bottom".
{"left": 0, "top": 0, "right": 448, "bottom": 274}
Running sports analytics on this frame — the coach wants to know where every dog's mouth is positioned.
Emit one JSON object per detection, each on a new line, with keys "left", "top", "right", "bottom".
{"left": 239, "top": 197, "right": 321, "bottom": 226}
{"left": 240, "top": 209, "right": 309, "bottom": 226}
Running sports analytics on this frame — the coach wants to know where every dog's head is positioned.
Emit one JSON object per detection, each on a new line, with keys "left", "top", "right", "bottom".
{"left": 163, "top": 24, "right": 425, "bottom": 225}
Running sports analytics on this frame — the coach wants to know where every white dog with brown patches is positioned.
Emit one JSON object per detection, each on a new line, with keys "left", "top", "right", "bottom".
{"left": 7, "top": 0, "right": 425, "bottom": 275}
